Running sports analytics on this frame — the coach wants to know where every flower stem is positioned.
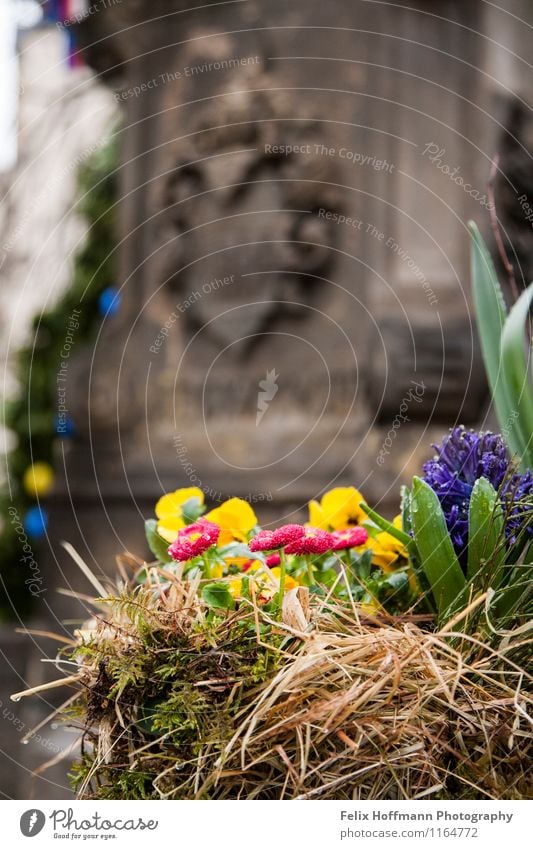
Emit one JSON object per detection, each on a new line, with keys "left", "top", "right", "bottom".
{"left": 278, "top": 548, "right": 287, "bottom": 613}
{"left": 202, "top": 553, "right": 212, "bottom": 580}
{"left": 306, "top": 556, "right": 315, "bottom": 586}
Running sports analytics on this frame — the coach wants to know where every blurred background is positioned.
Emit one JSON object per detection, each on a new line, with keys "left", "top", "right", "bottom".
{"left": 0, "top": 0, "right": 532, "bottom": 798}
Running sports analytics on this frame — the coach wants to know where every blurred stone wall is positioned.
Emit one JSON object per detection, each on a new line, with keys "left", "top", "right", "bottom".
{"left": 486, "top": 1, "right": 533, "bottom": 292}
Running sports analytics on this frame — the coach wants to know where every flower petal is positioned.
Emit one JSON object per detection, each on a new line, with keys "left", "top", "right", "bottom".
{"left": 205, "top": 497, "right": 257, "bottom": 539}
{"left": 155, "top": 487, "right": 204, "bottom": 520}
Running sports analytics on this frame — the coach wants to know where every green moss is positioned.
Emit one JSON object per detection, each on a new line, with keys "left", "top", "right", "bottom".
{"left": 63, "top": 598, "right": 284, "bottom": 799}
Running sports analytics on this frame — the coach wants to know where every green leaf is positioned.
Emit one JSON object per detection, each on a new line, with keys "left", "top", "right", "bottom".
{"left": 400, "top": 485, "right": 413, "bottom": 538}
{"left": 144, "top": 519, "right": 173, "bottom": 563}
{"left": 316, "top": 568, "right": 338, "bottom": 587}
{"left": 180, "top": 496, "right": 206, "bottom": 524}
{"left": 316, "top": 554, "right": 338, "bottom": 572}
{"left": 467, "top": 477, "right": 505, "bottom": 582}
{"left": 469, "top": 222, "right": 523, "bottom": 458}
{"left": 217, "top": 542, "right": 253, "bottom": 559}
{"left": 410, "top": 477, "right": 466, "bottom": 619}
{"left": 237, "top": 575, "right": 252, "bottom": 602}
{"left": 400, "top": 484, "right": 432, "bottom": 606}
{"left": 492, "top": 566, "right": 531, "bottom": 622}
{"left": 355, "top": 549, "right": 373, "bottom": 580}
{"left": 202, "top": 582, "right": 235, "bottom": 610}
{"left": 500, "top": 283, "right": 533, "bottom": 470}
{"left": 382, "top": 570, "right": 409, "bottom": 592}
{"left": 361, "top": 521, "right": 382, "bottom": 540}
{"left": 359, "top": 502, "right": 412, "bottom": 546}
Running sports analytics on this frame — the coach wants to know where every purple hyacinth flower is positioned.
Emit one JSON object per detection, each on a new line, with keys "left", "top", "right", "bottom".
{"left": 422, "top": 427, "right": 533, "bottom": 563}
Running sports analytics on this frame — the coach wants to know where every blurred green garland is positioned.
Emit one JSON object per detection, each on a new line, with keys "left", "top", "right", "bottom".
{"left": 0, "top": 134, "right": 118, "bottom": 620}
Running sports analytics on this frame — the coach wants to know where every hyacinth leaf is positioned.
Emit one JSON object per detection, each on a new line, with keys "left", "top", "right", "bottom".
{"left": 359, "top": 502, "right": 412, "bottom": 546}
{"left": 467, "top": 477, "right": 505, "bottom": 582}
{"left": 400, "top": 485, "right": 413, "bottom": 538}
{"left": 410, "top": 477, "right": 466, "bottom": 618}
{"left": 500, "top": 283, "right": 533, "bottom": 470}
{"left": 145, "top": 519, "right": 173, "bottom": 563}
{"left": 401, "top": 485, "right": 434, "bottom": 609}
{"left": 492, "top": 568, "right": 531, "bottom": 623}
{"left": 399, "top": 486, "right": 422, "bottom": 561}
{"left": 469, "top": 222, "right": 523, "bottom": 459}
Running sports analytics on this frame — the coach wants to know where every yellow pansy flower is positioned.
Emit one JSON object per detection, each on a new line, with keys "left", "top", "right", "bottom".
{"left": 366, "top": 515, "right": 408, "bottom": 571}
{"left": 308, "top": 487, "right": 366, "bottom": 531}
{"left": 228, "top": 559, "right": 261, "bottom": 597}
{"left": 205, "top": 497, "right": 257, "bottom": 545}
{"left": 155, "top": 486, "right": 204, "bottom": 542}
{"left": 224, "top": 555, "right": 251, "bottom": 570}
{"left": 359, "top": 598, "right": 381, "bottom": 616}
{"left": 228, "top": 577, "right": 244, "bottom": 599}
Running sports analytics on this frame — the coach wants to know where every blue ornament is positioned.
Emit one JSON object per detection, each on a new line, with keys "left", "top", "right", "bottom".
{"left": 98, "top": 287, "right": 121, "bottom": 317}
{"left": 23, "top": 506, "right": 49, "bottom": 539}
{"left": 54, "top": 413, "right": 76, "bottom": 437}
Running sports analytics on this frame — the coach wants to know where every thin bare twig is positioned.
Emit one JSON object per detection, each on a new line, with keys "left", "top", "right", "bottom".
{"left": 487, "top": 153, "right": 519, "bottom": 302}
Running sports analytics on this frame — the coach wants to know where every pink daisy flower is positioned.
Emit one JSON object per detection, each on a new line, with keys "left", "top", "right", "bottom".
{"left": 249, "top": 524, "right": 305, "bottom": 552}
{"left": 272, "top": 524, "right": 306, "bottom": 546}
{"left": 284, "top": 527, "right": 334, "bottom": 555}
{"left": 168, "top": 519, "right": 220, "bottom": 562}
{"left": 248, "top": 530, "right": 277, "bottom": 552}
{"left": 265, "top": 553, "right": 281, "bottom": 567}
{"left": 331, "top": 527, "right": 368, "bottom": 551}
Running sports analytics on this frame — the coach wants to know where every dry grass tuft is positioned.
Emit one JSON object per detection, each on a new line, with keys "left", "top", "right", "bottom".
{"left": 17, "top": 560, "right": 533, "bottom": 800}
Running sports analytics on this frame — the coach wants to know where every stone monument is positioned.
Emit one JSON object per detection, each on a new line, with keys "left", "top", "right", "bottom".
{"left": 49, "top": 0, "right": 505, "bottom": 589}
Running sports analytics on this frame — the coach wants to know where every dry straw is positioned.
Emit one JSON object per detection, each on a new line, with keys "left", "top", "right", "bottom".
{"left": 14, "top": 554, "right": 533, "bottom": 800}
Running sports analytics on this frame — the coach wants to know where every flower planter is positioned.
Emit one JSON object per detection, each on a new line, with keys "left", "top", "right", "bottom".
{"left": 20, "top": 579, "right": 532, "bottom": 801}
{"left": 13, "top": 425, "right": 533, "bottom": 800}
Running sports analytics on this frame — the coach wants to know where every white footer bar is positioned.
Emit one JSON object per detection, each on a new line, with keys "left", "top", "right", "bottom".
{"left": 4, "top": 799, "right": 532, "bottom": 848}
